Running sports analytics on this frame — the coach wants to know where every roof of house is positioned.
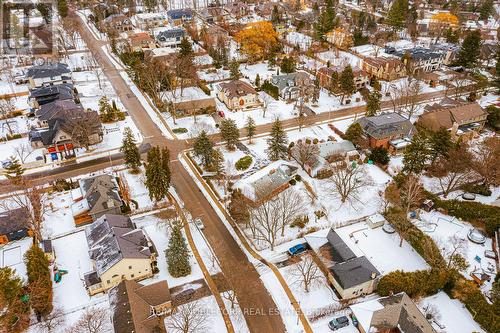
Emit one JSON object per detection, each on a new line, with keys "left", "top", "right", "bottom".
{"left": 26, "top": 62, "right": 71, "bottom": 80}
{"left": 79, "top": 174, "right": 122, "bottom": 216}
{"left": 271, "top": 71, "right": 311, "bottom": 92}
{"left": 218, "top": 80, "right": 257, "bottom": 99}
{"left": 29, "top": 83, "right": 74, "bottom": 101}
{"left": 174, "top": 97, "right": 216, "bottom": 112}
{"left": 330, "top": 256, "right": 380, "bottom": 289}
{"left": 364, "top": 56, "right": 404, "bottom": 70}
{"left": 109, "top": 280, "right": 170, "bottom": 333}
{"left": 318, "top": 140, "right": 356, "bottom": 159}
{"left": 0, "top": 208, "right": 30, "bottom": 238}
{"left": 167, "top": 9, "right": 193, "bottom": 20}
{"left": 357, "top": 113, "right": 415, "bottom": 140}
{"left": 351, "top": 292, "right": 437, "bottom": 333}
{"left": 394, "top": 48, "right": 445, "bottom": 61}
{"left": 85, "top": 214, "right": 152, "bottom": 277}
{"left": 130, "top": 32, "right": 155, "bottom": 46}
{"left": 36, "top": 99, "right": 83, "bottom": 122}
{"left": 156, "top": 28, "right": 186, "bottom": 41}
{"left": 419, "top": 102, "right": 486, "bottom": 131}
{"left": 324, "top": 229, "right": 356, "bottom": 263}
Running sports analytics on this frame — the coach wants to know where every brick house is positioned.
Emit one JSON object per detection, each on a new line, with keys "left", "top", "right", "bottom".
{"left": 217, "top": 80, "right": 261, "bottom": 110}
{"left": 129, "top": 32, "right": 157, "bottom": 52}
{"left": 317, "top": 66, "right": 369, "bottom": 91}
{"left": 362, "top": 57, "right": 406, "bottom": 81}
{"left": 356, "top": 113, "right": 415, "bottom": 151}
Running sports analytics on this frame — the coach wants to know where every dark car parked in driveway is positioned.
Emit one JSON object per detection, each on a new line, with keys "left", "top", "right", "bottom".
{"left": 328, "top": 316, "right": 349, "bottom": 330}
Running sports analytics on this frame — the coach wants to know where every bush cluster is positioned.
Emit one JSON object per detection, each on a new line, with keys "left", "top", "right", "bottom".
{"left": 173, "top": 128, "right": 188, "bottom": 134}
{"left": 235, "top": 155, "right": 253, "bottom": 171}
{"left": 461, "top": 183, "right": 492, "bottom": 196}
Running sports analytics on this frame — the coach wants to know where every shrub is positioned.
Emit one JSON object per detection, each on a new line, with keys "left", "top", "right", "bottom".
{"left": 6, "top": 133, "right": 22, "bottom": 141}
{"left": 378, "top": 269, "right": 447, "bottom": 298}
{"left": 305, "top": 138, "right": 311, "bottom": 144}
{"left": 369, "top": 147, "right": 390, "bottom": 165}
{"left": 291, "top": 215, "right": 309, "bottom": 228}
{"left": 235, "top": 155, "right": 253, "bottom": 171}
{"left": 53, "top": 179, "right": 77, "bottom": 192}
{"left": 173, "top": 128, "right": 188, "bottom": 134}
{"left": 295, "top": 175, "right": 302, "bottom": 181}
{"left": 198, "top": 80, "right": 211, "bottom": 95}
{"left": 289, "top": 179, "right": 297, "bottom": 185}
{"left": 461, "top": 183, "right": 492, "bottom": 196}
{"left": 316, "top": 168, "right": 333, "bottom": 179}
{"left": 313, "top": 138, "right": 319, "bottom": 144}
{"left": 314, "top": 210, "right": 326, "bottom": 219}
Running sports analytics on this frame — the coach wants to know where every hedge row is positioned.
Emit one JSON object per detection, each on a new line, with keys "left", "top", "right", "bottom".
{"left": 377, "top": 269, "right": 448, "bottom": 298}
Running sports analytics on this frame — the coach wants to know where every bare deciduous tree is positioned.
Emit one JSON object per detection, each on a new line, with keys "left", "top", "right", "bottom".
{"left": 472, "top": 136, "right": 499, "bottom": 187}
{"left": 0, "top": 98, "right": 15, "bottom": 136}
{"left": 291, "top": 140, "right": 319, "bottom": 171}
{"left": 37, "top": 307, "right": 66, "bottom": 333}
{"left": 275, "top": 190, "right": 306, "bottom": 237}
{"left": 289, "top": 255, "right": 323, "bottom": 292}
{"left": 399, "top": 174, "right": 424, "bottom": 215}
{"left": 261, "top": 93, "right": 275, "bottom": 118}
{"left": 69, "top": 307, "right": 111, "bottom": 333}
{"left": 221, "top": 291, "right": 238, "bottom": 310}
{"left": 84, "top": 53, "right": 103, "bottom": 89}
{"left": 441, "top": 235, "right": 469, "bottom": 272}
{"left": 390, "top": 79, "right": 422, "bottom": 119}
{"left": 13, "top": 142, "right": 34, "bottom": 164}
{"left": 326, "top": 163, "right": 367, "bottom": 205}
{"left": 165, "top": 301, "right": 208, "bottom": 333}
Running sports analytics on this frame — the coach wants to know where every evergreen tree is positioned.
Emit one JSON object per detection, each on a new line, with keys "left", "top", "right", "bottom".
{"left": 495, "top": 51, "right": 500, "bottom": 93}
{"left": 165, "top": 221, "right": 191, "bottom": 277}
{"left": 210, "top": 148, "right": 225, "bottom": 177}
{"left": 485, "top": 105, "right": 500, "bottom": 129}
{"left": 403, "top": 133, "right": 430, "bottom": 174}
{"left": 386, "top": 0, "right": 408, "bottom": 31}
{"left": 280, "top": 56, "right": 296, "bottom": 73}
{"left": 371, "top": 76, "right": 381, "bottom": 91}
{"left": 365, "top": 91, "right": 381, "bottom": 116}
{"left": 36, "top": 3, "right": 51, "bottom": 24}
{"left": 271, "top": 5, "right": 281, "bottom": 24}
{"left": 479, "top": 0, "right": 494, "bottom": 20}
{"left": 4, "top": 156, "right": 24, "bottom": 184}
{"left": 255, "top": 74, "right": 261, "bottom": 88}
{"left": 456, "top": 30, "right": 482, "bottom": 68}
{"left": 179, "top": 37, "right": 193, "bottom": 57}
{"left": 369, "top": 147, "right": 390, "bottom": 165}
{"left": 57, "top": 0, "right": 68, "bottom": 18}
{"left": 228, "top": 189, "right": 250, "bottom": 227}
{"left": 193, "top": 131, "right": 214, "bottom": 167}
{"left": 145, "top": 146, "right": 170, "bottom": 202}
{"left": 329, "top": 71, "right": 339, "bottom": 93}
{"left": 0, "top": 267, "right": 29, "bottom": 332}
{"left": 339, "top": 66, "right": 356, "bottom": 104}
{"left": 245, "top": 116, "right": 256, "bottom": 143}
{"left": 429, "top": 128, "right": 452, "bottom": 163}
{"left": 345, "top": 123, "right": 364, "bottom": 146}
{"left": 219, "top": 119, "right": 239, "bottom": 150}
{"left": 229, "top": 59, "right": 241, "bottom": 80}
{"left": 315, "top": 0, "right": 336, "bottom": 40}
{"left": 121, "top": 128, "right": 141, "bottom": 171}
{"left": 24, "top": 245, "right": 52, "bottom": 316}
{"left": 266, "top": 118, "right": 288, "bottom": 160}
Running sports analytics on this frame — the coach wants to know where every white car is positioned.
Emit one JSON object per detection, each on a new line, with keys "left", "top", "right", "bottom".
{"left": 194, "top": 217, "right": 205, "bottom": 230}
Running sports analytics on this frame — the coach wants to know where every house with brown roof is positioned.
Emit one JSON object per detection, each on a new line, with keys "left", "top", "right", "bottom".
{"left": 350, "top": 292, "right": 437, "bottom": 333}
{"left": 362, "top": 57, "right": 406, "bottom": 81}
{"left": 100, "top": 14, "right": 133, "bottom": 34}
{"left": 83, "top": 215, "right": 157, "bottom": 296}
{"left": 418, "top": 101, "right": 487, "bottom": 140}
{"left": 109, "top": 279, "right": 171, "bottom": 333}
{"left": 129, "top": 32, "right": 157, "bottom": 52}
{"left": 317, "top": 66, "right": 369, "bottom": 91}
{"left": 217, "top": 80, "right": 261, "bottom": 110}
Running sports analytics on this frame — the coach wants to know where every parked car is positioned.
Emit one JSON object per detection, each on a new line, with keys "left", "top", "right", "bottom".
{"left": 328, "top": 316, "right": 349, "bottom": 330}
{"left": 350, "top": 314, "right": 359, "bottom": 327}
{"left": 288, "top": 243, "right": 307, "bottom": 256}
{"left": 194, "top": 217, "right": 205, "bottom": 230}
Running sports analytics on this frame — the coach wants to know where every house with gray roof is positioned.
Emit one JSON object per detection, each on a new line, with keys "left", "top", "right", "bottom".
{"left": 25, "top": 62, "right": 72, "bottom": 90}
{"left": 71, "top": 174, "right": 123, "bottom": 226}
{"left": 156, "top": 28, "right": 186, "bottom": 48}
{"left": 394, "top": 48, "right": 446, "bottom": 74}
{"left": 356, "top": 112, "right": 415, "bottom": 152}
{"left": 270, "top": 71, "right": 316, "bottom": 101}
{"left": 317, "top": 229, "right": 380, "bottom": 299}
{"left": 84, "top": 214, "right": 157, "bottom": 296}
{"left": 29, "top": 83, "right": 75, "bottom": 108}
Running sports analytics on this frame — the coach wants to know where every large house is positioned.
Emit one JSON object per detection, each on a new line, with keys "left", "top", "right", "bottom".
{"left": 270, "top": 71, "right": 316, "bottom": 101}
{"left": 317, "top": 66, "right": 369, "bottom": 91}
{"left": 362, "top": 57, "right": 406, "bottom": 81}
{"left": 29, "top": 83, "right": 76, "bottom": 108}
{"left": 109, "top": 280, "right": 171, "bottom": 333}
{"left": 25, "top": 63, "right": 72, "bottom": 89}
{"left": 316, "top": 229, "right": 380, "bottom": 299}
{"left": 0, "top": 208, "right": 31, "bottom": 245}
{"left": 356, "top": 113, "right": 415, "bottom": 152}
{"left": 133, "top": 12, "right": 168, "bottom": 30}
{"left": 84, "top": 215, "right": 157, "bottom": 296}
{"left": 71, "top": 174, "right": 123, "bottom": 226}
{"left": 418, "top": 100, "right": 487, "bottom": 140}
{"left": 393, "top": 48, "right": 446, "bottom": 75}
{"left": 167, "top": 9, "right": 193, "bottom": 25}
{"left": 217, "top": 80, "right": 261, "bottom": 110}
{"left": 156, "top": 28, "right": 186, "bottom": 48}
{"left": 100, "top": 14, "right": 133, "bottom": 33}
{"left": 350, "top": 292, "right": 437, "bottom": 333}
{"left": 129, "top": 32, "right": 157, "bottom": 52}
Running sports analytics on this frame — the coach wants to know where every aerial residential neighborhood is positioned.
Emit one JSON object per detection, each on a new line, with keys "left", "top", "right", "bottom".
{"left": 0, "top": 0, "right": 499, "bottom": 333}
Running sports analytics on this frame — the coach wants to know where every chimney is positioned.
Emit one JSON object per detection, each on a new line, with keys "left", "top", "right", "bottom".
{"left": 371, "top": 272, "right": 377, "bottom": 279}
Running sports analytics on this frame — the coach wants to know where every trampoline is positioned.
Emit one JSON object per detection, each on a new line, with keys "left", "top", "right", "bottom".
{"left": 382, "top": 223, "right": 396, "bottom": 234}
{"left": 468, "top": 229, "right": 486, "bottom": 244}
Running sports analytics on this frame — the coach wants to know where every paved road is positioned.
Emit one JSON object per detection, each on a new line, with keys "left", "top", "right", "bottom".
{"left": 66, "top": 10, "right": 287, "bottom": 333}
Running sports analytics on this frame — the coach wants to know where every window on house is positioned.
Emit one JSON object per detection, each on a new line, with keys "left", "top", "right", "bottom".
{"left": 129, "top": 265, "right": 132, "bottom": 269}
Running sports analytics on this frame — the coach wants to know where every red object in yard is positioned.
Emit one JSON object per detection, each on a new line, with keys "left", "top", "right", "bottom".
{"left": 218, "top": 111, "right": 225, "bottom": 118}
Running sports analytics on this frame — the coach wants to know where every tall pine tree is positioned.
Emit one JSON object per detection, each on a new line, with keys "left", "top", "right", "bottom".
{"left": 403, "top": 133, "right": 430, "bottom": 174}
{"left": 145, "top": 146, "right": 170, "bottom": 202}
{"left": 245, "top": 116, "right": 256, "bottom": 143}
{"left": 229, "top": 59, "right": 241, "bottom": 80}
{"left": 456, "top": 30, "right": 482, "bottom": 68}
{"left": 386, "top": 0, "right": 408, "bottom": 31}
{"left": 193, "top": 131, "right": 214, "bottom": 167}
{"left": 57, "top": 0, "right": 68, "bottom": 18}
{"left": 266, "top": 118, "right": 288, "bottom": 161}
{"left": 4, "top": 156, "right": 24, "bottom": 184}
{"left": 365, "top": 91, "right": 381, "bottom": 116}
{"left": 340, "top": 66, "right": 356, "bottom": 104}
{"left": 165, "top": 221, "right": 191, "bottom": 277}
{"left": 24, "top": 245, "right": 52, "bottom": 317}
{"left": 121, "top": 127, "right": 141, "bottom": 171}
{"left": 219, "top": 119, "right": 239, "bottom": 150}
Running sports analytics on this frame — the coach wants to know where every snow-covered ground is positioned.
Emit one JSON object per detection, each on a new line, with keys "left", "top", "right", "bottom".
{"left": 0, "top": 237, "right": 32, "bottom": 280}
{"left": 418, "top": 291, "right": 485, "bottom": 333}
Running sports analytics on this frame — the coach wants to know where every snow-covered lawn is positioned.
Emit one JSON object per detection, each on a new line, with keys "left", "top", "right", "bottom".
{"left": 416, "top": 211, "right": 497, "bottom": 294}
{"left": 0, "top": 237, "right": 31, "bottom": 280}
{"left": 418, "top": 291, "right": 485, "bottom": 333}
{"left": 43, "top": 190, "right": 79, "bottom": 237}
